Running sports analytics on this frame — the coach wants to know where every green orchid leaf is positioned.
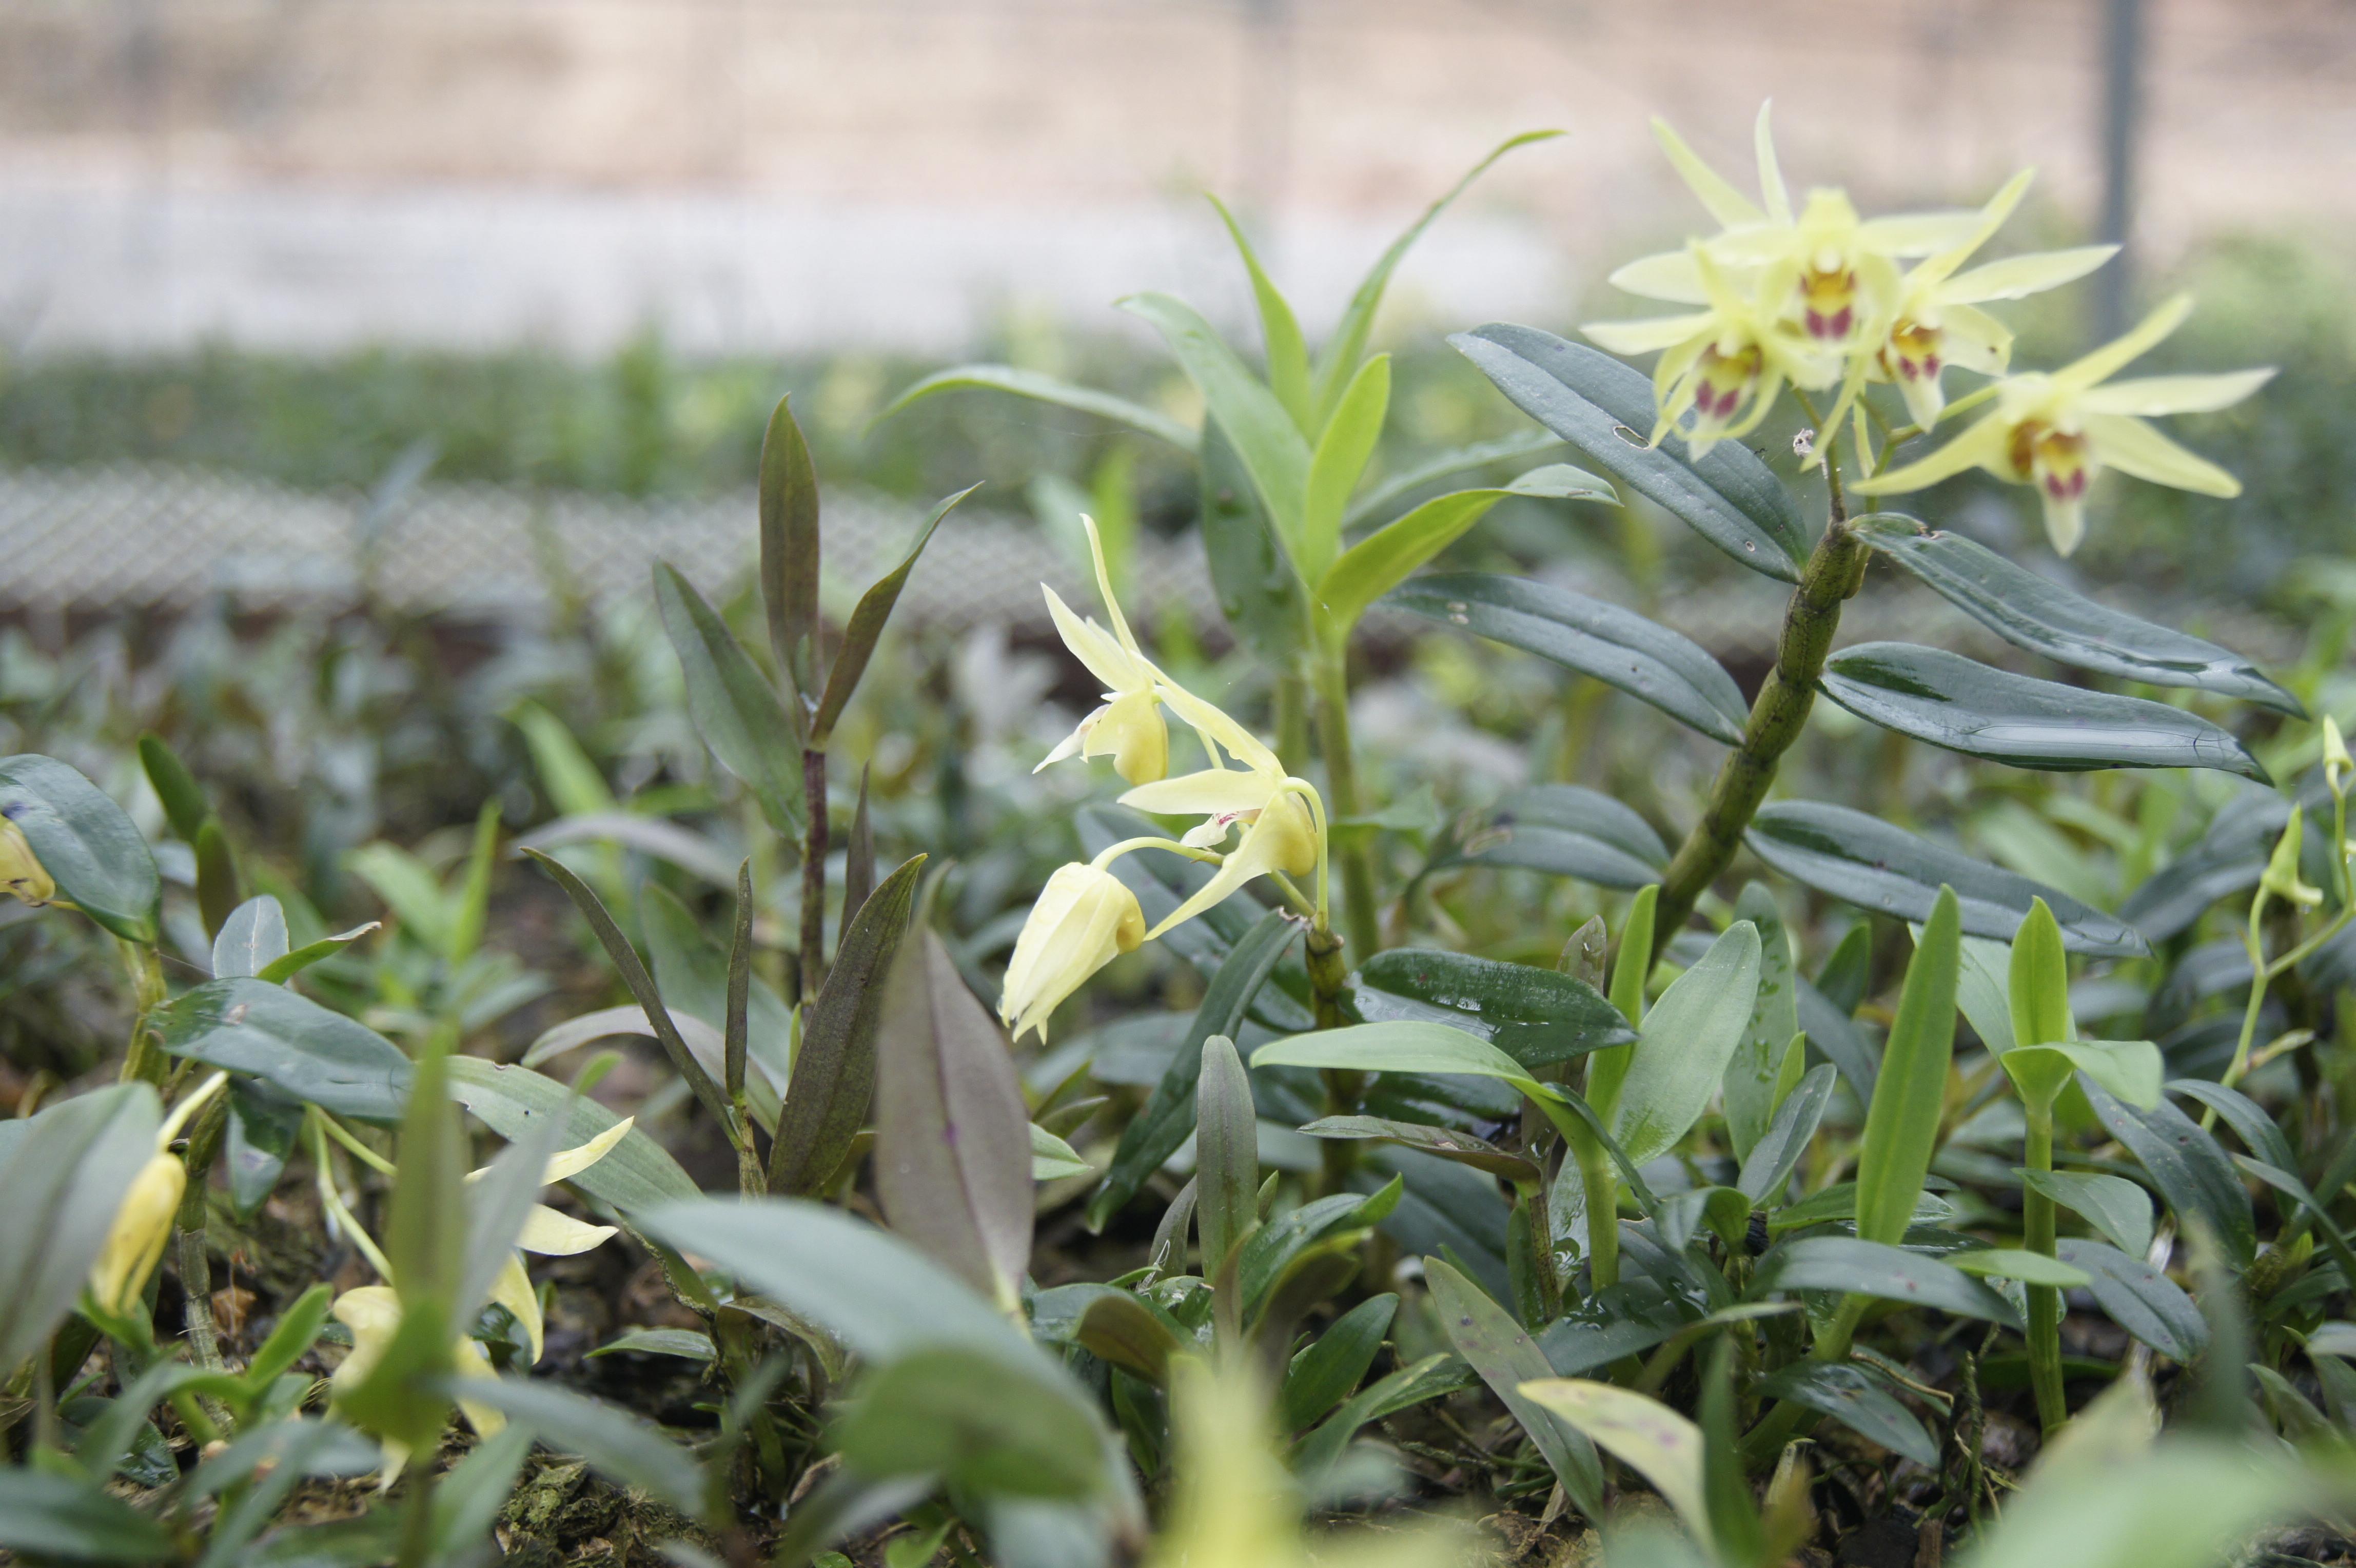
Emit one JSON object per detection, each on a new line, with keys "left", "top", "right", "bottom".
{"left": 1855, "top": 889, "right": 1960, "bottom": 1246}
{"left": 811, "top": 484, "right": 979, "bottom": 745}
{"left": 1450, "top": 324, "right": 1806, "bottom": 581}
{"left": 1122, "top": 291, "right": 1311, "bottom": 541}
{"left": 771, "top": 854, "right": 926, "bottom": 1194}
{"left": 1745, "top": 800, "right": 2147, "bottom": 956}
{"left": 1348, "top": 946, "right": 1634, "bottom": 1069}
{"left": 1344, "top": 429, "right": 1567, "bottom": 529}
{"left": 1724, "top": 883, "right": 1800, "bottom": 1163}
{"left": 212, "top": 895, "right": 291, "bottom": 980}
{"left": 1952, "top": 1248, "right": 2093, "bottom": 1288}
{"left": 1515, "top": 1380, "right": 1711, "bottom": 1547}
{"left": 156, "top": 977, "right": 413, "bottom": 1125}
{"left": 1299, "top": 354, "right": 1390, "bottom": 583}
{"left": 878, "top": 364, "right": 1198, "bottom": 454}
{"left": 1607, "top": 921, "right": 1761, "bottom": 1167}
{"left": 0, "top": 1085, "right": 160, "bottom": 1378}
{"left": 1292, "top": 1353, "right": 1474, "bottom": 1478}
{"left": 1428, "top": 1257, "right": 1604, "bottom": 1515}
{"left": 1206, "top": 194, "right": 1313, "bottom": 432}
{"left": 2001, "top": 1041, "right": 2164, "bottom": 1112}
{"left": 1820, "top": 642, "right": 2270, "bottom": 780}
{"left": 0, "top": 1466, "right": 176, "bottom": 1563}
{"left": 1755, "top": 1362, "right": 1938, "bottom": 1467}
{"left": 589, "top": 1328, "right": 717, "bottom": 1363}
{"left": 758, "top": 392, "right": 823, "bottom": 703}
{"left": 1298, "top": 1116, "right": 1538, "bottom": 1186}
{"left": 835, "top": 1346, "right": 1111, "bottom": 1503}
{"left": 1390, "top": 572, "right": 1748, "bottom": 743}
{"left": 0, "top": 753, "right": 160, "bottom": 943}
{"left": 1853, "top": 515, "right": 2303, "bottom": 716}
{"left": 451, "top": 1377, "right": 710, "bottom": 1518}
{"left": 2086, "top": 1082, "right": 2255, "bottom": 1267}
{"left": 1737, "top": 1063, "right": 1839, "bottom": 1204}
{"left": 2055, "top": 1240, "right": 2207, "bottom": 1361}
{"left": 1193, "top": 1034, "right": 1260, "bottom": 1286}
{"left": 1279, "top": 1293, "right": 1396, "bottom": 1431}
{"left": 1320, "top": 465, "right": 1615, "bottom": 647}
{"left": 875, "top": 930, "right": 1034, "bottom": 1310}
{"left": 1195, "top": 420, "right": 1314, "bottom": 665}
{"left": 446, "top": 1057, "right": 698, "bottom": 1213}
{"left": 1310, "top": 129, "right": 1564, "bottom": 427}
{"left": 1437, "top": 782, "right": 1666, "bottom": 890}
{"left": 1753, "top": 1237, "right": 2022, "bottom": 1328}
{"left": 653, "top": 562, "right": 807, "bottom": 836}
{"left": 1030, "top": 1123, "right": 1092, "bottom": 1182}
{"left": 2020, "top": 1170, "right": 2155, "bottom": 1259}
{"left": 136, "top": 731, "right": 210, "bottom": 842}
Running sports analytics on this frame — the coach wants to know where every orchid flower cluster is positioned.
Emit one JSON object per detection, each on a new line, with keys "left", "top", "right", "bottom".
{"left": 1589, "top": 103, "right": 2271, "bottom": 554}
{"left": 999, "top": 519, "right": 1329, "bottom": 1043}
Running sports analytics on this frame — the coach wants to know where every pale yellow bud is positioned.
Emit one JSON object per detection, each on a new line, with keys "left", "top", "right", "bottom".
{"left": 2324, "top": 716, "right": 2350, "bottom": 798}
{"left": 0, "top": 816, "right": 54, "bottom": 906}
{"left": 86, "top": 1151, "right": 184, "bottom": 1317}
{"left": 999, "top": 863, "right": 1146, "bottom": 1044}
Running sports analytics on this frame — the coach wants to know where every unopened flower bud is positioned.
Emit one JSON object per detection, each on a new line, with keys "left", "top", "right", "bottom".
{"left": 86, "top": 1151, "right": 184, "bottom": 1317}
{"left": 999, "top": 863, "right": 1146, "bottom": 1044}
{"left": 2324, "top": 716, "right": 2350, "bottom": 798}
{"left": 2262, "top": 813, "right": 2324, "bottom": 909}
{"left": 0, "top": 815, "right": 54, "bottom": 906}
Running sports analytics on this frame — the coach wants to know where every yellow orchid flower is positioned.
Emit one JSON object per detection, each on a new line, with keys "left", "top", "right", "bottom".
{"left": 1037, "top": 515, "right": 1169, "bottom": 786}
{"left": 1585, "top": 243, "right": 1838, "bottom": 460}
{"left": 1853, "top": 294, "right": 2273, "bottom": 555}
{"left": 999, "top": 862, "right": 1147, "bottom": 1044}
{"left": 465, "top": 1118, "right": 632, "bottom": 1363}
{"left": 1611, "top": 102, "right": 1982, "bottom": 353}
{"left": 87, "top": 1072, "right": 228, "bottom": 1318}
{"left": 1824, "top": 170, "right": 2117, "bottom": 434}
{"left": 0, "top": 815, "right": 53, "bottom": 907}
{"left": 328, "top": 1285, "right": 506, "bottom": 1480}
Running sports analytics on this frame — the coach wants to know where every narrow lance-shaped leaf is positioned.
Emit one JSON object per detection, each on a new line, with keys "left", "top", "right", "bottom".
{"left": 1820, "top": 642, "right": 2269, "bottom": 781}
{"left": 1607, "top": 921, "right": 1761, "bottom": 1167}
{"left": 877, "top": 364, "right": 1199, "bottom": 454}
{"left": 759, "top": 393, "right": 823, "bottom": 706}
{"left": 771, "top": 854, "right": 926, "bottom": 1194}
{"left": 1723, "top": 883, "right": 1798, "bottom": 1163}
{"left": 1439, "top": 782, "right": 1667, "bottom": 890}
{"left": 1390, "top": 572, "right": 1745, "bottom": 744}
{"left": 193, "top": 817, "right": 241, "bottom": 942}
{"left": 1122, "top": 291, "right": 1311, "bottom": 542}
{"left": 1344, "top": 428, "right": 1561, "bottom": 530}
{"left": 1853, "top": 515, "right": 2304, "bottom": 716}
{"left": 1745, "top": 800, "right": 2147, "bottom": 956}
{"left": 138, "top": 732, "right": 210, "bottom": 841}
{"left": 1450, "top": 324, "right": 1806, "bottom": 581}
{"left": 841, "top": 763, "right": 876, "bottom": 931}
{"left": 0, "top": 753, "right": 160, "bottom": 943}
{"left": 1298, "top": 353, "right": 1389, "bottom": 582}
{"left": 1197, "top": 420, "right": 1313, "bottom": 666}
{"left": 811, "top": 484, "right": 979, "bottom": 744}
{"left": 2084, "top": 1082, "right": 2255, "bottom": 1268}
{"left": 1427, "top": 1257, "right": 1604, "bottom": 1514}
{"left": 521, "top": 849, "right": 736, "bottom": 1140}
{"left": 0, "top": 1085, "right": 160, "bottom": 1376}
{"left": 1207, "top": 192, "right": 1313, "bottom": 433}
{"left": 653, "top": 563, "right": 807, "bottom": 838}
{"left": 1310, "top": 129, "right": 1565, "bottom": 426}
{"left": 1194, "top": 1034, "right": 1259, "bottom": 1287}
{"left": 444, "top": 799, "right": 500, "bottom": 966}
{"left": 725, "top": 861, "right": 753, "bottom": 1104}
{"left": 1855, "top": 887, "right": 1961, "bottom": 1246}
{"left": 875, "top": 930, "right": 1035, "bottom": 1312}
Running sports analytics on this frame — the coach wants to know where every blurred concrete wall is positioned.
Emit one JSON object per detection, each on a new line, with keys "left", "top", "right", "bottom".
{"left": 2, "top": 0, "right": 2350, "bottom": 355}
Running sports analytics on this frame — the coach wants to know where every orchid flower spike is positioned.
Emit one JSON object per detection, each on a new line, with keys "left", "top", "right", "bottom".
{"left": 1853, "top": 294, "right": 2273, "bottom": 555}
{"left": 1037, "top": 514, "right": 1169, "bottom": 785}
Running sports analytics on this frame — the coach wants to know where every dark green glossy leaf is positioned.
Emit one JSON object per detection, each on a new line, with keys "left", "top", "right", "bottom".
{"left": 1745, "top": 800, "right": 2147, "bottom": 956}
{"left": 2085, "top": 1082, "right": 2255, "bottom": 1268}
{"left": 212, "top": 895, "right": 290, "bottom": 979}
{"left": 1279, "top": 1293, "right": 1396, "bottom": 1430}
{"left": 812, "top": 485, "right": 978, "bottom": 744}
{"left": 879, "top": 364, "right": 1197, "bottom": 454}
{"left": 589, "top": 1327, "right": 716, "bottom": 1362}
{"left": 2119, "top": 797, "right": 2284, "bottom": 944}
{"left": 758, "top": 393, "right": 823, "bottom": 704}
{"left": 1754, "top": 1236, "right": 2021, "bottom": 1327}
{"left": 193, "top": 817, "right": 242, "bottom": 941}
{"left": 0, "top": 753, "right": 160, "bottom": 942}
{"left": 452, "top": 1377, "right": 708, "bottom": 1517}
{"left": 156, "top": 978, "right": 412, "bottom": 1124}
{"left": 1391, "top": 573, "right": 1748, "bottom": 743}
{"left": 1238, "top": 1182, "right": 1400, "bottom": 1325}
{"left": 225, "top": 1079, "right": 304, "bottom": 1217}
{"left": 1298, "top": 1116, "right": 1538, "bottom": 1185}
{"left": 1450, "top": 324, "right": 1806, "bottom": 581}
{"left": 1427, "top": 1256, "right": 1603, "bottom": 1513}
{"left": 1724, "top": 882, "right": 1800, "bottom": 1163}
{"left": 446, "top": 1057, "right": 699, "bottom": 1212}
{"left": 1754, "top": 1362, "right": 1937, "bottom": 1466}
{"left": 0, "top": 1467, "right": 175, "bottom": 1562}
{"left": 1821, "top": 641, "right": 2268, "bottom": 780}
{"left": 2056, "top": 1240, "right": 2207, "bottom": 1361}
{"left": 876, "top": 930, "right": 1034, "bottom": 1308}
{"left": 653, "top": 563, "right": 806, "bottom": 837}
{"left": 0, "top": 1085, "right": 159, "bottom": 1376}
{"left": 1363, "top": 1146, "right": 1512, "bottom": 1306}
{"left": 772, "top": 854, "right": 925, "bottom": 1194}
{"left": 2169, "top": 1079, "right": 2294, "bottom": 1174}
{"left": 1854, "top": 515, "right": 2302, "bottom": 716}
{"left": 1194, "top": 1034, "right": 1260, "bottom": 1285}
{"left": 1086, "top": 907, "right": 1297, "bottom": 1229}
{"left": 1348, "top": 947, "right": 1633, "bottom": 1069}
{"left": 1440, "top": 783, "right": 1666, "bottom": 890}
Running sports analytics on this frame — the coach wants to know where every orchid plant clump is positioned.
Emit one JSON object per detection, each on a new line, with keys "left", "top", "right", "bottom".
{"left": 3, "top": 96, "right": 2353, "bottom": 1568}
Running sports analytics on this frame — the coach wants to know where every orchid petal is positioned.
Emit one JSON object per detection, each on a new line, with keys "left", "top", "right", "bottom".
{"left": 2083, "top": 413, "right": 2241, "bottom": 497}
{"left": 1851, "top": 413, "right": 2014, "bottom": 495}
{"left": 1939, "top": 304, "right": 2014, "bottom": 375}
{"left": 1853, "top": 210, "right": 1985, "bottom": 256}
{"left": 1607, "top": 250, "right": 1710, "bottom": 304}
{"left": 1583, "top": 312, "right": 1715, "bottom": 356}
{"left": 517, "top": 1204, "right": 619, "bottom": 1256}
{"left": 1150, "top": 675, "right": 1281, "bottom": 776}
{"left": 2055, "top": 293, "right": 2193, "bottom": 392}
{"left": 1121, "top": 768, "right": 1277, "bottom": 818}
{"left": 1652, "top": 115, "right": 1764, "bottom": 230}
{"left": 542, "top": 1119, "right": 633, "bottom": 1185}
{"left": 1144, "top": 796, "right": 1317, "bottom": 940}
{"left": 1754, "top": 101, "right": 1792, "bottom": 226}
{"left": 490, "top": 1251, "right": 545, "bottom": 1363}
{"left": 1081, "top": 514, "right": 1143, "bottom": 657}
{"left": 1044, "top": 587, "right": 1143, "bottom": 694}
{"left": 2075, "top": 368, "right": 2275, "bottom": 417}
{"left": 1943, "top": 244, "right": 2117, "bottom": 304}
